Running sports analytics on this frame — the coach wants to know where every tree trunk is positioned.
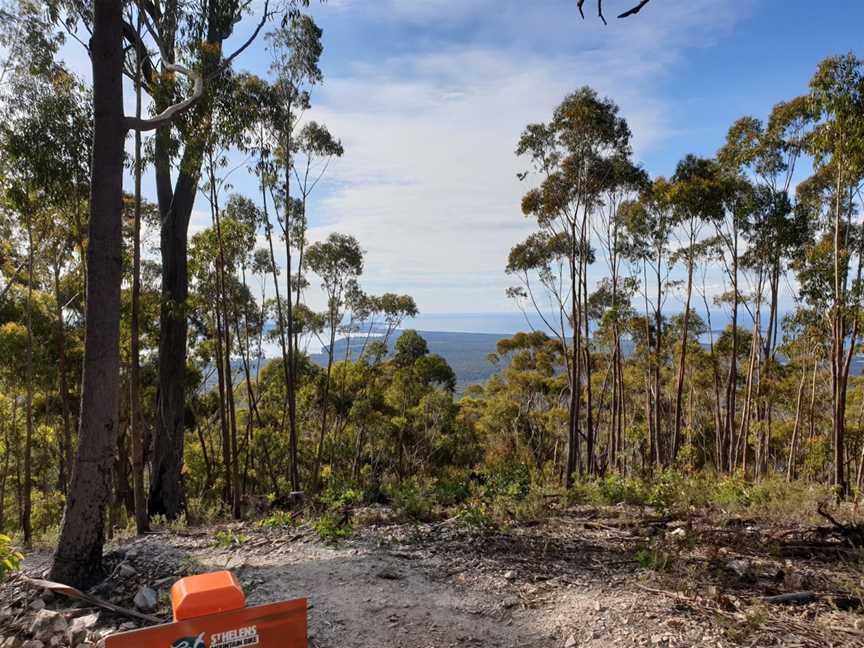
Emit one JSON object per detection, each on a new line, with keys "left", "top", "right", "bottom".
{"left": 282, "top": 115, "right": 300, "bottom": 494}
{"left": 22, "top": 213, "right": 34, "bottom": 546}
{"left": 725, "top": 240, "right": 739, "bottom": 473}
{"left": 260, "top": 174, "right": 295, "bottom": 490}
{"left": 312, "top": 320, "right": 337, "bottom": 492}
{"left": 52, "top": 262, "right": 73, "bottom": 494}
{"left": 653, "top": 258, "right": 663, "bottom": 469}
{"left": 671, "top": 258, "right": 693, "bottom": 463}
{"left": 582, "top": 249, "right": 594, "bottom": 475}
{"left": 129, "top": 11, "right": 148, "bottom": 533}
{"left": 787, "top": 362, "right": 807, "bottom": 482}
{"left": 213, "top": 304, "right": 232, "bottom": 509}
{"left": 50, "top": 0, "right": 125, "bottom": 587}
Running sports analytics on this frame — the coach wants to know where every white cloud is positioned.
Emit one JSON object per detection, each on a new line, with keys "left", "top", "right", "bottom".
{"left": 297, "top": 0, "right": 752, "bottom": 313}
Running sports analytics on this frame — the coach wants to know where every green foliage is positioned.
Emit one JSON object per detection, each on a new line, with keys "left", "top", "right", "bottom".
{"left": 311, "top": 511, "right": 353, "bottom": 544}
{"left": 634, "top": 541, "right": 674, "bottom": 572}
{"left": 389, "top": 480, "right": 437, "bottom": 523}
{"left": 212, "top": 529, "right": 250, "bottom": 549}
{"left": 457, "top": 501, "right": 498, "bottom": 532}
{"left": 257, "top": 510, "right": 297, "bottom": 530}
{"left": 0, "top": 535, "right": 23, "bottom": 581}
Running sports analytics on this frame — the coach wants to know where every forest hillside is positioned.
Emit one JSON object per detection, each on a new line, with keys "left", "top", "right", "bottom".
{"left": 1, "top": 0, "right": 864, "bottom": 646}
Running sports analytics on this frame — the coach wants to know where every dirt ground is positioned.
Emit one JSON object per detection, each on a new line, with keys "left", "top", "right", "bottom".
{"left": 3, "top": 504, "right": 864, "bottom": 647}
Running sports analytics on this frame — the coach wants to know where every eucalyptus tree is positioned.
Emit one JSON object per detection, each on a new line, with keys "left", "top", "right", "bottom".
{"left": 291, "top": 121, "right": 344, "bottom": 312}
{"left": 593, "top": 157, "right": 647, "bottom": 469}
{"left": 266, "top": 13, "right": 326, "bottom": 496}
{"left": 36, "top": 0, "right": 288, "bottom": 587}
{"left": 139, "top": 0, "right": 288, "bottom": 520}
{"left": 189, "top": 212, "right": 256, "bottom": 516}
{"left": 804, "top": 53, "right": 864, "bottom": 497}
{"left": 718, "top": 99, "right": 812, "bottom": 362}
{"left": 620, "top": 178, "right": 675, "bottom": 467}
{"left": 1, "top": 61, "right": 91, "bottom": 498}
{"left": 718, "top": 102, "right": 812, "bottom": 475}
{"left": 305, "top": 233, "right": 364, "bottom": 491}
{"left": 780, "top": 307, "right": 827, "bottom": 482}
{"left": 514, "top": 87, "right": 632, "bottom": 483}
{"left": 347, "top": 293, "right": 418, "bottom": 480}
{"left": 239, "top": 74, "right": 304, "bottom": 489}
{"left": 667, "top": 156, "right": 725, "bottom": 464}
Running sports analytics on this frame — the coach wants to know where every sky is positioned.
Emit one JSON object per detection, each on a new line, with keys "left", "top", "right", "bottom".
{"left": 59, "top": 0, "right": 864, "bottom": 324}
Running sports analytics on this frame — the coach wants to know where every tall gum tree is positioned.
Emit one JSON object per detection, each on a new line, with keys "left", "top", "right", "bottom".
{"left": 514, "top": 87, "right": 633, "bottom": 483}
{"left": 805, "top": 54, "right": 864, "bottom": 498}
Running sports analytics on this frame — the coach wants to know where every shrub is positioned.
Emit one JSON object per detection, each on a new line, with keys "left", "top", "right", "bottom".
{"left": 595, "top": 474, "right": 648, "bottom": 506}
{"left": 0, "top": 535, "right": 23, "bottom": 581}
{"left": 258, "top": 510, "right": 297, "bottom": 530}
{"left": 213, "top": 529, "right": 249, "bottom": 549}
{"left": 390, "top": 481, "right": 436, "bottom": 522}
{"left": 457, "top": 500, "right": 498, "bottom": 531}
{"left": 312, "top": 510, "right": 353, "bottom": 544}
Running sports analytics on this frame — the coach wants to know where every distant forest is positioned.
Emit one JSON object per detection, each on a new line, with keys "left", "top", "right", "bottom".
{"left": 0, "top": 0, "right": 862, "bottom": 591}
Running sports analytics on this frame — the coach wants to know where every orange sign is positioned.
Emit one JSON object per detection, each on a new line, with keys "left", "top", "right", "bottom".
{"left": 104, "top": 598, "right": 307, "bottom": 648}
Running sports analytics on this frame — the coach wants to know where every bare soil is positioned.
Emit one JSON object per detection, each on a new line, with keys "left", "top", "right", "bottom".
{"left": 3, "top": 504, "right": 864, "bottom": 647}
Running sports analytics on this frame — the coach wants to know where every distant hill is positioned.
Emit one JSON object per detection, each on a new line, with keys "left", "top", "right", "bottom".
{"left": 311, "top": 330, "right": 510, "bottom": 394}
{"left": 205, "top": 328, "right": 864, "bottom": 397}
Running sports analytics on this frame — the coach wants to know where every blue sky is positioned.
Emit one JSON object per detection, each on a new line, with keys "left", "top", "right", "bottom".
{"left": 60, "top": 0, "right": 864, "bottom": 319}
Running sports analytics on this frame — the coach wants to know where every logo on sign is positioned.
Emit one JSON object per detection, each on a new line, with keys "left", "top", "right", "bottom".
{"left": 170, "top": 633, "right": 206, "bottom": 648}
{"left": 211, "top": 625, "right": 260, "bottom": 648}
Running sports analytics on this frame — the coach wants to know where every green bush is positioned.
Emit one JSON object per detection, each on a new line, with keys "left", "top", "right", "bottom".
{"left": 258, "top": 510, "right": 297, "bottom": 529}
{"left": 0, "top": 535, "right": 23, "bottom": 581}
{"left": 312, "top": 510, "right": 353, "bottom": 544}
{"left": 390, "top": 481, "right": 436, "bottom": 522}
{"left": 481, "top": 461, "right": 531, "bottom": 499}
{"left": 457, "top": 500, "right": 498, "bottom": 531}
{"left": 213, "top": 529, "right": 249, "bottom": 549}
{"left": 432, "top": 474, "right": 471, "bottom": 507}
{"left": 595, "top": 474, "right": 648, "bottom": 506}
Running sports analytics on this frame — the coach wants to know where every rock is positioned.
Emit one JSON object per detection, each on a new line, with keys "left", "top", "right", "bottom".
{"left": 726, "top": 559, "right": 755, "bottom": 582}
{"left": 501, "top": 596, "right": 519, "bottom": 610}
{"left": 503, "top": 570, "right": 517, "bottom": 581}
{"left": 21, "top": 642, "right": 45, "bottom": 648}
{"left": 116, "top": 562, "right": 136, "bottom": 578}
{"left": 133, "top": 587, "right": 158, "bottom": 612}
{"left": 669, "top": 527, "right": 686, "bottom": 538}
{"left": 28, "top": 599, "right": 46, "bottom": 611}
{"left": 564, "top": 635, "right": 577, "bottom": 647}
{"left": 67, "top": 613, "right": 99, "bottom": 646}
{"left": 30, "top": 610, "right": 67, "bottom": 641}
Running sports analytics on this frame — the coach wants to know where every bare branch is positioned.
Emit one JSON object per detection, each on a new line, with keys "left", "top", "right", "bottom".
{"left": 220, "top": 0, "right": 272, "bottom": 73}
{"left": 123, "top": 60, "right": 202, "bottom": 132}
{"left": 124, "top": 0, "right": 272, "bottom": 131}
{"left": 618, "top": 0, "right": 652, "bottom": 19}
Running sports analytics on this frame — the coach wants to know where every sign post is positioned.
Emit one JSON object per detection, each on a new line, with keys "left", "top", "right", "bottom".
{"left": 104, "top": 571, "right": 307, "bottom": 648}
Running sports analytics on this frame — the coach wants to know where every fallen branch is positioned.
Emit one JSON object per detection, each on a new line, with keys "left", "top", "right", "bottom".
{"left": 762, "top": 591, "right": 818, "bottom": 605}
{"left": 23, "top": 577, "right": 162, "bottom": 624}
{"left": 816, "top": 502, "right": 864, "bottom": 546}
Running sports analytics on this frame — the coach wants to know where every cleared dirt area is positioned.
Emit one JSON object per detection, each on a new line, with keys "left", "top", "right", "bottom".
{"left": 3, "top": 504, "right": 864, "bottom": 647}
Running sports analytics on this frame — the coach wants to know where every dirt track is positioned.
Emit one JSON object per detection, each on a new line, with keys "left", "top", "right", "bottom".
{"left": 7, "top": 506, "right": 863, "bottom": 647}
